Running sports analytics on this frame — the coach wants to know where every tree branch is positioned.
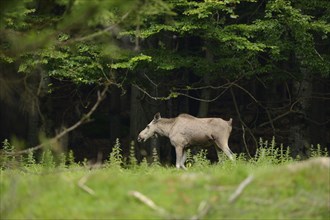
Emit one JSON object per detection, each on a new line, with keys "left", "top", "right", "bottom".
{"left": 133, "top": 82, "right": 232, "bottom": 103}
{"left": 66, "top": 11, "right": 132, "bottom": 43}
{"left": 190, "top": 200, "right": 213, "bottom": 220}
{"left": 76, "top": 152, "right": 102, "bottom": 196}
{"left": 228, "top": 175, "right": 254, "bottom": 203}
{"left": 4, "top": 84, "right": 110, "bottom": 155}
{"left": 78, "top": 173, "right": 96, "bottom": 196}
{"left": 230, "top": 88, "right": 254, "bottom": 158}
{"left": 129, "top": 191, "right": 170, "bottom": 217}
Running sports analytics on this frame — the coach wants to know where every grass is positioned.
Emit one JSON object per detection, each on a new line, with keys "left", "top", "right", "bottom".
{"left": 0, "top": 139, "right": 329, "bottom": 219}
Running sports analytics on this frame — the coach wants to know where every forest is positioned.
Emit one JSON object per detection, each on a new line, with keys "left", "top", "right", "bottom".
{"left": 1, "top": 0, "right": 330, "bottom": 164}
{"left": 1, "top": 1, "right": 330, "bottom": 219}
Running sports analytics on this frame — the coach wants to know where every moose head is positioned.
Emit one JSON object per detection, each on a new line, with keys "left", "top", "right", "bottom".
{"left": 137, "top": 113, "right": 161, "bottom": 142}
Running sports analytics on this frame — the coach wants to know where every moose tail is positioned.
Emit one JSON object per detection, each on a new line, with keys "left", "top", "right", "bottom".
{"left": 228, "top": 118, "right": 233, "bottom": 126}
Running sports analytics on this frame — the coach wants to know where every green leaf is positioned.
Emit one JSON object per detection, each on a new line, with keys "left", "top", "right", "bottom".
{"left": 111, "top": 54, "right": 152, "bottom": 70}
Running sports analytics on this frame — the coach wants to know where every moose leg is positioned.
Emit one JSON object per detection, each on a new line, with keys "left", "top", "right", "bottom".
{"left": 175, "top": 146, "right": 184, "bottom": 169}
{"left": 215, "top": 140, "right": 234, "bottom": 161}
{"left": 180, "top": 150, "right": 187, "bottom": 170}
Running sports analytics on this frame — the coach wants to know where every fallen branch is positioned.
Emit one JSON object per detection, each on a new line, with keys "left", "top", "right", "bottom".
{"left": 190, "top": 200, "right": 212, "bottom": 220}
{"left": 77, "top": 153, "right": 102, "bottom": 196}
{"left": 78, "top": 173, "right": 96, "bottom": 196}
{"left": 129, "top": 191, "right": 168, "bottom": 216}
{"left": 228, "top": 175, "right": 254, "bottom": 203}
{"left": 4, "top": 84, "right": 109, "bottom": 155}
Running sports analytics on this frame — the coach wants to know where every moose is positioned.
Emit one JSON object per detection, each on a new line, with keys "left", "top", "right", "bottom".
{"left": 137, "top": 113, "right": 234, "bottom": 169}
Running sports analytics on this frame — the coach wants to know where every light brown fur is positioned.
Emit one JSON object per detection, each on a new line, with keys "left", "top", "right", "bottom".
{"left": 138, "top": 113, "right": 234, "bottom": 169}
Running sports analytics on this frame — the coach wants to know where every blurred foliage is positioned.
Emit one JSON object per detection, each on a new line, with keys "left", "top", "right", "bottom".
{"left": 1, "top": 137, "right": 329, "bottom": 219}
{"left": 0, "top": 0, "right": 329, "bottom": 87}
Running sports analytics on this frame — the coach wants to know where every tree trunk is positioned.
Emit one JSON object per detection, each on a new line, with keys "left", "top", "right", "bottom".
{"left": 309, "top": 79, "right": 328, "bottom": 148}
{"left": 149, "top": 84, "right": 160, "bottom": 164}
{"left": 27, "top": 110, "right": 39, "bottom": 147}
{"left": 289, "top": 70, "right": 313, "bottom": 157}
{"left": 198, "top": 45, "right": 218, "bottom": 162}
{"left": 197, "top": 83, "right": 211, "bottom": 117}
{"left": 109, "top": 86, "right": 121, "bottom": 143}
{"left": 198, "top": 45, "right": 213, "bottom": 117}
{"left": 26, "top": 72, "right": 41, "bottom": 147}
{"left": 129, "top": 85, "right": 146, "bottom": 162}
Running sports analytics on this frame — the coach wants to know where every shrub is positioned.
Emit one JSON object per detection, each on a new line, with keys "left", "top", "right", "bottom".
{"left": 310, "top": 144, "right": 328, "bottom": 158}
{"left": 151, "top": 147, "right": 160, "bottom": 167}
{"left": 139, "top": 157, "right": 149, "bottom": 170}
{"left": 217, "top": 150, "right": 232, "bottom": 164}
{"left": 67, "top": 150, "right": 76, "bottom": 167}
{"left": 193, "top": 149, "right": 210, "bottom": 168}
{"left": 81, "top": 158, "right": 89, "bottom": 167}
{"left": 25, "top": 150, "right": 36, "bottom": 167}
{"left": 254, "top": 137, "right": 293, "bottom": 165}
{"left": 57, "top": 152, "right": 67, "bottom": 168}
{"left": 40, "top": 149, "right": 56, "bottom": 168}
{"left": 0, "top": 139, "right": 15, "bottom": 169}
{"left": 185, "top": 149, "right": 194, "bottom": 168}
{"left": 128, "top": 141, "right": 138, "bottom": 167}
{"left": 107, "top": 138, "right": 123, "bottom": 168}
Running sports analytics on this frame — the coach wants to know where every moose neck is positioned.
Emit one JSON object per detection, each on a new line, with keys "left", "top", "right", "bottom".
{"left": 155, "top": 118, "right": 175, "bottom": 137}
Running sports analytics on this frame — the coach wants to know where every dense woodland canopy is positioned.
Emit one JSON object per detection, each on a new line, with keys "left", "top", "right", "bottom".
{"left": 1, "top": 0, "right": 329, "bottom": 164}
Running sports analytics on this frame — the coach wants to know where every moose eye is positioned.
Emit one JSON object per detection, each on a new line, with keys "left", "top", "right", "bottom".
{"left": 146, "top": 125, "right": 150, "bottom": 129}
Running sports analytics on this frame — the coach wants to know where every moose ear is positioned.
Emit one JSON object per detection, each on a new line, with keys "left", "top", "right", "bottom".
{"left": 154, "top": 112, "right": 161, "bottom": 121}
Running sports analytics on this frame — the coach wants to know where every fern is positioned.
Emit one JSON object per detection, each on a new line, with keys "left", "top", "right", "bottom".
{"left": 151, "top": 147, "right": 160, "bottom": 167}
{"left": 254, "top": 137, "right": 293, "bottom": 165}
{"left": 58, "top": 152, "right": 67, "bottom": 168}
{"left": 1, "top": 139, "right": 15, "bottom": 168}
{"left": 193, "top": 149, "right": 210, "bottom": 168}
{"left": 129, "top": 141, "right": 138, "bottom": 167}
{"left": 40, "top": 149, "right": 55, "bottom": 168}
{"left": 67, "top": 150, "right": 76, "bottom": 167}
{"left": 310, "top": 144, "right": 328, "bottom": 158}
{"left": 25, "top": 150, "right": 36, "bottom": 167}
{"left": 185, "top": 149, "right": 194, "bottom": 168}
{"left": 139, "top": 157, "right": 149, "bottom": 170}
{"left": 107, "top": 138, "right": 123, "bottom": 168}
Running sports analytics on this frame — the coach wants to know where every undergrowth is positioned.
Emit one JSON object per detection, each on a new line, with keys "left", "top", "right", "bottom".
{"left": 0, "top": 137, "right": 328, "bottom": 171}
{"left": 0, "top": 138, "right": 329, "bottom": 219}
{"left": 253, "top": 137, "right": 293, "bottom": 165}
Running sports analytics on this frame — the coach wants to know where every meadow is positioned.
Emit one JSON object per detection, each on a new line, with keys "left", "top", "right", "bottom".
{"left": 0, "top": 139, "right": 329, "bottom": 219}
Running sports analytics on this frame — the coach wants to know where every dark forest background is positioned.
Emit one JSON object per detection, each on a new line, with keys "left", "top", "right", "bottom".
{"left": 1, "top": 0, "right": 329, "bottom": 164}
